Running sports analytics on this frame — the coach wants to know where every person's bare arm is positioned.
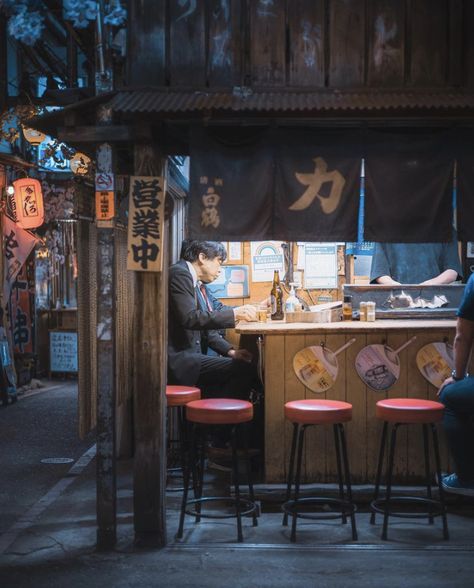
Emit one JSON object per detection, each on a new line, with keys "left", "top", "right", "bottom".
{"left": 438, "top": 316, "right": 474, "bottom": 394}
{"left": 420, "top": 269, "right": 458, "bottom": 285}
{"left": 376, "top": 275, "right": 401, "bottom": 285}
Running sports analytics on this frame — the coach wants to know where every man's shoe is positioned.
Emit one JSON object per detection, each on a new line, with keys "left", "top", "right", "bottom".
{"left": 442, "top": 473, "right": 474, "bottom": 497}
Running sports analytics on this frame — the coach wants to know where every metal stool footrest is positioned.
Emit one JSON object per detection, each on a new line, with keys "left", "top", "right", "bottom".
{"left": 184, "top": 496, "right": 257, "bottom": 519}
{"left": 282, "top": 497, "right": 357, "bottom": 521}
{"left": 371, "top": 496, "right": 445, "bottom": 519}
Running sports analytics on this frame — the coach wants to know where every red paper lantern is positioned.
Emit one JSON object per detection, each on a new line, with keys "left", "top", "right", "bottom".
{"left": 12, "top": 178, "right": 45, "bottom": 229}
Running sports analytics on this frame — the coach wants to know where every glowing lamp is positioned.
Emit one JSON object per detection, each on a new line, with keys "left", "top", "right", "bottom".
{"left": 12, "top": 178, "right": 45, "bottom": 229}
{"left": 22, "top": 126, "right": 47, "bottom": 146}
{"left": 70, "top": 152, "right": 91, "bottom": 175}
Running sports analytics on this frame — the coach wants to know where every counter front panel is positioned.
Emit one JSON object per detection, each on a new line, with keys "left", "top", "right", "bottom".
{"left": 237, "top": 320, "right": 463, "bottom": 484}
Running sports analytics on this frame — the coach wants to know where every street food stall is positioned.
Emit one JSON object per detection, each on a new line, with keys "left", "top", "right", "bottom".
{"left": 237, "top": 314, "right": 472, "bottom": 484}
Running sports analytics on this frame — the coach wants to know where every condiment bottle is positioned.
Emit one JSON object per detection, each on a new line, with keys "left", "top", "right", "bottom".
{"left": 343, "top": 294, "right": 352, "bottom": 321}
{"left": 366, "top": 301, "right": 376, "bottom": 322}
{"left": 359, "top": 301, "right": 367, "bottom": 321}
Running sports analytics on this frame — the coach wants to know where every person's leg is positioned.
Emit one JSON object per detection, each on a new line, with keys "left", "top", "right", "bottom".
{"left": 197, "top": 355, "right": 257, "bottom": 401}
{"left": 440, "top": 377, "right": 474, "bottom": 482}
{"left": 196, "top": 355, "right": 261, "bottom": 451}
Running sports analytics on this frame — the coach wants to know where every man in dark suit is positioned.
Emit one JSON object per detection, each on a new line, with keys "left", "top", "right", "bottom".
{"left": 168, "top": 240, "right": 258, "bottom": 400}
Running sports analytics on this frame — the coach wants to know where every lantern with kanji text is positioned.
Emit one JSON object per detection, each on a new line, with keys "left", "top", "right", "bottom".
{"left": 12, "top": 177, "right": 44, "bottom": 229}
{"left": 22, "top": 126, "right": 47, "bottom": 146}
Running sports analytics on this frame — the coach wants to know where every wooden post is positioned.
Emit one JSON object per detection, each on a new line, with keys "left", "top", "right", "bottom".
{"left": 132, "top": 144, "right": 168, "bottom": 547}
{"left": 0, "top": 14, "right": 7, "bottom": 113}
{"left": 96, "top": 202, "right": 117, "bottom": 548}
{"left": 95, "top": 1, "right": 116, "bottom": 549}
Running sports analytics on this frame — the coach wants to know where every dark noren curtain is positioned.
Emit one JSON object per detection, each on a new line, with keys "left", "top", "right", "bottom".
{"left": 188, "top": 127, "right": 273, "bottom": 241}
{"left": 273, "top": 129, "right": 361, "bottom": 241}
{"left": 364, "top": 130, "right": 454, "bottom": 242}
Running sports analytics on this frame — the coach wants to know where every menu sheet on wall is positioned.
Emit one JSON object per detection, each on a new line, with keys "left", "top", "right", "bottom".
{"left": 303, "top": 243, "right": 338, "bottom": 289}
{"left": 50, "top": 331, "right": 78, "bottom": 373}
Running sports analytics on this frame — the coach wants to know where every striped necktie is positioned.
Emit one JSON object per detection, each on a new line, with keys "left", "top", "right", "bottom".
{"left": 197, "top": 282, "right": 213, "bottom": 312}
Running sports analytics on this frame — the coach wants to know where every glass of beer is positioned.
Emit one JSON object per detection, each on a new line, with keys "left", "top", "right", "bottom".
{"left": 257, "top": 303, "right": 268, "bottom": 322}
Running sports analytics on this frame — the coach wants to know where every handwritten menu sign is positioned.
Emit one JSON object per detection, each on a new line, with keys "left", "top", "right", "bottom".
{"left": 50, "top": 331, "right": 78, "bottom": 373}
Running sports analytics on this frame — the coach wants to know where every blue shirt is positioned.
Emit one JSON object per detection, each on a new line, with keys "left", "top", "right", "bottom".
{"left": 458, "top": 274, "right": 474, "bottom": 321}
{"left": 370, "top": 240, "right": 462, "bottom": 284}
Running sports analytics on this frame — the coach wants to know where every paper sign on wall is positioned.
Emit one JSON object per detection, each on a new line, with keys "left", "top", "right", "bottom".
{"left": 250, "top": 241, "right": 284, "bottom": 282}
{"left": 95, "top": 190, "right": 115, "bottom": 222}
{"left": 304, "top": 243, "right": 338, "bottom": 289}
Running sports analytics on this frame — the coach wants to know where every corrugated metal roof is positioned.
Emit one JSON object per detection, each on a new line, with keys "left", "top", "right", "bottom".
{"left": 108, "top": 89, "right": 474, "bottom": 115}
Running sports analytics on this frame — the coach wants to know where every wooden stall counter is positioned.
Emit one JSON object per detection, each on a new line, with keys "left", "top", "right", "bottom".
{"left": 236, "top": 319, "right": 465, "bottom": 484}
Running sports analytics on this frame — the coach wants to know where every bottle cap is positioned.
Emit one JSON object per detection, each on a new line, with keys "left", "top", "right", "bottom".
{"left": 343, "top": 294, "right": 352, "bottom": 303}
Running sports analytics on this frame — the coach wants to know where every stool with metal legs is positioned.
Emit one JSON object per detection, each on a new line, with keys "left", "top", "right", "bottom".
{"left": 165, "top": 385, "right": 201, "bottom": 490}
{"left": 281, "top": 399, "right": 357, "bottom": 542}
{"left": 370, "top": 398, "right": 449, "bottom": 540}
{"left": 176, "top": 398, "right": 258, "bottom": 543}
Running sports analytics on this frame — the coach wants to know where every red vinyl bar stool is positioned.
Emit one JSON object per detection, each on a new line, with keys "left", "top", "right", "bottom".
{"left": 370, "top": 398, "right": 449, "bottom": 540}
{"left": 176, "top": 398, "right": 258, "bottom": 543}
{"left": 282, "top": 399, "right": 357, "bottom": 542}
{"left": 165, "top": 385, "right": 201, "bottom": 490}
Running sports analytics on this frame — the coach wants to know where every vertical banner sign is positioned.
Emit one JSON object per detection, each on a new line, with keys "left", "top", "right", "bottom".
{"left": 127, "top": 175, "right": 165, "bottom": 272}
{"left": 2, "top": 215, "right": 39, "bottom": 305}
{"left": 9, "top": 259, "right": 35, "bottom": 354}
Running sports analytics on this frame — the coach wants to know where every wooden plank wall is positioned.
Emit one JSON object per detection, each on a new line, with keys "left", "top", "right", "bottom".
{"left": 134, "top": 0, "right": 474, "bottom": 91}
{"left": 249, "top": 0, "right": 286, "bottom": 86}
{"left": 367, "top": 0, "right": 405, "bottom": 87}
{"left": 409, "top": 0, "right": 448, "bottom": 86}
{"left": 128, "top": 0, "right": 166, "bottom": 85}
{"left": 263, "top": 328, "right": 474, "bottom": 484}
{"left": 328, "top": 0, "right": 366, "bottom": 87}
{"left": 287, "top": 0, "right": 325, "bottom": 87}
{"left": 208, "top": 0, "right": 242, "bottom": 87}
{"left": 169, "top": 0, "right": 207, "bottom": 86}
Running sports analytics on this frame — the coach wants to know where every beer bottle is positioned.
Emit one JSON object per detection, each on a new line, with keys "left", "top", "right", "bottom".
{"left": 270, "top": 270, "right": 284, "bottom": 320}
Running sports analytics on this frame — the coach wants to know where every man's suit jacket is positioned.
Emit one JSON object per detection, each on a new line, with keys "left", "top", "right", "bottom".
{"left": 168, "top": 260, "right": 235, "bottom": 385}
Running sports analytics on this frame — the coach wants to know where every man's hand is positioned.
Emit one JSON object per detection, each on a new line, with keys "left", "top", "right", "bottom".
{"left": 259, "top": 296, "right": 271, "bottom": 308}
{"left": 234, "top": 305, "right": 257, "bottom": 322}
{"left": 228, "top": 348, "right": 253, "bottom": 363}
{"left": 437, "top": 376, "right": 454, "bottom": 397}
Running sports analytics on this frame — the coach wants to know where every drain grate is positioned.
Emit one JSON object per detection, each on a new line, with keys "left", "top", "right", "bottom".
{"left": 40, "top": 457, "right": 74, "bottom": 464}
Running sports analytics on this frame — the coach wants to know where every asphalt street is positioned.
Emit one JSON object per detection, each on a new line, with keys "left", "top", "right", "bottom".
{"left": 0, "top": 381, "right": 94, "bottom": 535}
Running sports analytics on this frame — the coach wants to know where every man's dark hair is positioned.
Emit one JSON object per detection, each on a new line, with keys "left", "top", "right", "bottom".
{"left": 181, "top": 240, "right": 227, "bottom": 263}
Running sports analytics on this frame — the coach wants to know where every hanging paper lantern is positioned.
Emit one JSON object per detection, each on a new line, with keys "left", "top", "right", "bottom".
{"left": 22, "top": 126, "right": 47, "bottom": 146}
{"left": 70, "top": 152, "right": 91, "bottom": 175}
{"left": 12, "top": 178, "right": 45, "bottom": 229}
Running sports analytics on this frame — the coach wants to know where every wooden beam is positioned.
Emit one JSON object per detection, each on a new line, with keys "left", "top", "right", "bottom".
{"left": 133, "top": 143, "right": 168, "bottom": 547}
{"left": 58, "top": 125, "right": 137, "bottom": 143}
